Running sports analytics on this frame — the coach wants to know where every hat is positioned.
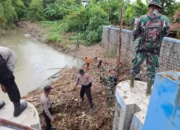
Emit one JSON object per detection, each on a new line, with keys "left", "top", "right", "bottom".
{"left": 148, "top": 0, "right": 161, "bottom": 8}
{"left": 44, "top": 85, "right": 52, "bottom": 92}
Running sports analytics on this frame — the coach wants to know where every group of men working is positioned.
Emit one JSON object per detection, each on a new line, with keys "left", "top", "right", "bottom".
{"left": 0, "top": 0, "right": 170, "bottom": 129}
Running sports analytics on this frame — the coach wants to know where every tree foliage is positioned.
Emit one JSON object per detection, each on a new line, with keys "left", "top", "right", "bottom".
{"left": 0, "top": 0, "right": 17, "bottom": 31}
{"left": 0, "top": 0, "right": 180, "bottom": 40}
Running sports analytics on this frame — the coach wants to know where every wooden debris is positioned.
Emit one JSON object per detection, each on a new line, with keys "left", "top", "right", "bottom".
{"left": 23, "top": 59, "right": 130, "bottom": 130}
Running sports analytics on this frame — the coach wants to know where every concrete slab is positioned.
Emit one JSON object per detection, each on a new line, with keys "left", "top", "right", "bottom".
{"left": 114, "top": 80, "right": 150, "bottom": 130}
{"left": 0, "top": 100, "right": 40, "bottom": 130}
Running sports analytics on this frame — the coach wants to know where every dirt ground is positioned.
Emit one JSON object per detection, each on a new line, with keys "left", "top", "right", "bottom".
{"left": 20, "top": 21, "right": 130, "bottom": 130}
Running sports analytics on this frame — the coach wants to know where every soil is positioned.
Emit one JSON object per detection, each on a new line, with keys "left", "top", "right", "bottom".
{"left": 19, "top": 21, "right": 130, "bottom": 130}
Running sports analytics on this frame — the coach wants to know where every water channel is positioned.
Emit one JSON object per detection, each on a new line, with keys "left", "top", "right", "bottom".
{"left": 0, "top": 28, "right": 83, "bottom": 100}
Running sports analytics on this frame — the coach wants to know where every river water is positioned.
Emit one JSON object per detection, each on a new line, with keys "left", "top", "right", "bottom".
{"left": 0, "top": 28, "right": 83, "bottom": 100}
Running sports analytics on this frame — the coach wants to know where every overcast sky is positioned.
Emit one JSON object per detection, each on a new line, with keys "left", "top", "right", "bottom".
{"left": 131, "top": 0, "right": 180, "bottom": 3}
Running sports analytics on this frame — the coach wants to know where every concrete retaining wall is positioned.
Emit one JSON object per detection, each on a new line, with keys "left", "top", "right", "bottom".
{"left": 102, "top": 26, "right": 180, "bottom": 71}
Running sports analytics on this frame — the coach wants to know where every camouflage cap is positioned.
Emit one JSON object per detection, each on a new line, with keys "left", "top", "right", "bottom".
{"left": 148, "top": 0, "right": 161, "bottom": 8}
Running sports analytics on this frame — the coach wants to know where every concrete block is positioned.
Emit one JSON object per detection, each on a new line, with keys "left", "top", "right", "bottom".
{"left": 114, "top": 80, "right": 150, "bottom": 130}
{"left": 130, "top": 111, "right": 144, "bottom": 130}
{"left": 113, "top": 103, "right": 121, "bottom": 130}
{"left": 143, "top": 71, "right": 180, "bottom": 130}
{"left": 0, "top": 100, "right": 41, "bottom": 130}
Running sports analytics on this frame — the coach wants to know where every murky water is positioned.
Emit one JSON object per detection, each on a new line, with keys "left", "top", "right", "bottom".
{"left": 0, "top": 28, "right": 83, "bottom": 100}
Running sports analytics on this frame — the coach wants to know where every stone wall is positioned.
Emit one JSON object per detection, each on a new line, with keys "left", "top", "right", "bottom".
{"left": 102, "top": 26, "right": 180, "bottom": 71}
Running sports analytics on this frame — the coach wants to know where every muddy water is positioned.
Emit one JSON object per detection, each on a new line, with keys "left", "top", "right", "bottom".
{"left": 0, "top": 28, "right": 83, "bottom": 100}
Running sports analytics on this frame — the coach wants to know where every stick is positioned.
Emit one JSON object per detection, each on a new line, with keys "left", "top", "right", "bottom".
{"left": 39, "top": 66, "right": 67, "bottom": 86}
{"left": 0, "top": 118, "right": 35, "bottom": 130}
{"left": 47, "top": 67, "right": 64, "bottom": 70}
{"left": 117, "top": 0, "right": 124, "bottom": 81}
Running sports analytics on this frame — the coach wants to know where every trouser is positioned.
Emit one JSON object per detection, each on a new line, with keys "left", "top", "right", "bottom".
{"left": 80, "top": 83, "right": 93, "bottom": 108}
{"left": 131, "top": 51, "right": 159, "bottom": 80}
{"left": 43, "top": 107, "right": 53, "bottom": 130}
{"left": 98, "top": 60, "right": 102, "bottom": 68}
{"left": 86, "top": 63, "right": 90, "bottom": 71}
{"left": 0, "top": 55, "right": 21, "bottom": 102}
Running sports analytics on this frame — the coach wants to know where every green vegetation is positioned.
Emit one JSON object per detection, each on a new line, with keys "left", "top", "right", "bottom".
{"left": 0, "top": 0, "right": 180, "bottom": 44}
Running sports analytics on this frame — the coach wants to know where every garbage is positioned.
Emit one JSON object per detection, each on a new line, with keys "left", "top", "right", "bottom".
{"left": 23, "top": 58, "right": 130, "bottom": 130}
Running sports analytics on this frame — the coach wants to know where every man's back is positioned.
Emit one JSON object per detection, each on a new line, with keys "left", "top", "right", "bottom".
{"left": 0, "top": 46, "right": 17, "bottom": 72}
{"left": 133, "top": 11, "right": 170, "bottom": 54}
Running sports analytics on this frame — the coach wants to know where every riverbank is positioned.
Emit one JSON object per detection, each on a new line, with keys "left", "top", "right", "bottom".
{"left": 19, "top": 21, "right": 130, "bottom": 129}
{"left": 17, "top": 21, "right": 106, "bottom": 59}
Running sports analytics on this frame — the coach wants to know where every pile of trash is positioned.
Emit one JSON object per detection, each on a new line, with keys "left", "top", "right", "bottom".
{"left": 23, "top": 59, "right": 130, "bottom": 130}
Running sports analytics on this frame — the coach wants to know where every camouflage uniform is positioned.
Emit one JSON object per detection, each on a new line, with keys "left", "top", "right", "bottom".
{"left": 131, "top": 5, "right": 170, "bottom": 80}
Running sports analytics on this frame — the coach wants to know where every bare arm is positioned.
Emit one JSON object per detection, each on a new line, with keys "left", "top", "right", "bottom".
{"left": 76, "top": 77, "right": 80, "bottom": 86}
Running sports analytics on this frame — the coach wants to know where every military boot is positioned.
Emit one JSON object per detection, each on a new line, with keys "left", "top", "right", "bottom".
{"left": 130, "top": 74, "right": 136, "bottom": 88}
{"left": 13, "top": 101, "right": 27, "bottom": 117}
{"left": 146, "top": 80, "right": 154, "bottom": 96}
{"left": 0, "top": 101, "right": 5, "bottom": 109}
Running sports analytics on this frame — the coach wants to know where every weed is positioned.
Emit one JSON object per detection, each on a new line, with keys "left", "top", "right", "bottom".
{"left": 46, "top": 33, "right": 61, "bottom": 43}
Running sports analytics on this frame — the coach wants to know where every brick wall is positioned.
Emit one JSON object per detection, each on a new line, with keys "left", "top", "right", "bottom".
{"left": 102, "top": 26, "right": 180, "bottom": 71}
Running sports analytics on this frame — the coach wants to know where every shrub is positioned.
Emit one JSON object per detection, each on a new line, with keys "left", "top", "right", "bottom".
{"left": 26, "top": 0, "right": 45, "bottom": 21}
{"left": 0, "top": 0, "right": 18, "bottom": 30}
{"left": 46, "top": 33, "right": 61, "bottom": 42}
{"left": 12, "top": 0, "right": 26, "bottom": 19}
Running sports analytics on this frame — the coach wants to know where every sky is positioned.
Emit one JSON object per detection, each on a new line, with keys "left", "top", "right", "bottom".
{"left": 131, "top": 0, "right": 180, "bottom": 3}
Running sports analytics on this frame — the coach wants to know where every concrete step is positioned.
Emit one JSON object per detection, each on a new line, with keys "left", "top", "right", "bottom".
{"left": 0, "top": 100, "right": 40, "bottom": 130}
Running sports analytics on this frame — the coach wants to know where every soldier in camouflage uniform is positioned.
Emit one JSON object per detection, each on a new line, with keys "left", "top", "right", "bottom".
{"left": 130, "top": 0, "right": 170, "bottom": 95}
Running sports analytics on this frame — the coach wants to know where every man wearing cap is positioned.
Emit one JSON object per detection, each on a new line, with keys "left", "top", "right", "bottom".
{"left": 76, "top": 69, "right": 93, "bottom": 111}
{"left": 130, "top": 0, "right": 170, "bottom": 95}
{"left": 0, "top": 46, "right": 27, "bottom": 117}
{"left": 40, "top": 85, "right": 56, "bottom": 130}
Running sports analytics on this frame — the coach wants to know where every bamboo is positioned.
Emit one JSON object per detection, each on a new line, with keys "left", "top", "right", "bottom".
{"left": 117, "top": 0, "right": 124, "bottom": 81}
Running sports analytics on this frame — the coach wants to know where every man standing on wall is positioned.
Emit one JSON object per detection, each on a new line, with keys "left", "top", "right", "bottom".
{"left": 130, "top": 0, "right": 170, "bottom": 95}
{"left": 0, "top": 46, "right": 27, "bottom": 117}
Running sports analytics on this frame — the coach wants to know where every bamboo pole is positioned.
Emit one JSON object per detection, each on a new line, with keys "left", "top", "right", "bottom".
{"left": 117, "top": 0, "right": 124, "bottom": 81}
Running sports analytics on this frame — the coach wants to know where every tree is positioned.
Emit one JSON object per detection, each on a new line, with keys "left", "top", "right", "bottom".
{"left": 161, "top": 0, "right": 179, "bottom": 18}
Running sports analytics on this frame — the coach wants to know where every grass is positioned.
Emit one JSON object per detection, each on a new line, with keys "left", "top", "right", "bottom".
{"left": 41, "top": 21, "right": 86, "bottom": 51}
{"left": 45, "top": 33, "right": 61, "bottom": 43}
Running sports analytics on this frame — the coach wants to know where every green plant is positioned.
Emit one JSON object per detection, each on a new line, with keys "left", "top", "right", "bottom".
{"left": 46, "top": 33, "right": 61, "bottom": 42}
{"left": 26, "top": 0, "right": 45, "bottom": 21}
{"left": 177, "top": 30, "right": 180, "bottom": 39}
{"left": 12, "top": 0, "right": 26, "bottom": 18}
{"left": 0, "top": 0, "right": 18, "bottom": 30}
{"left": 124, "top": 0, "right": 147, "bottom": 26}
